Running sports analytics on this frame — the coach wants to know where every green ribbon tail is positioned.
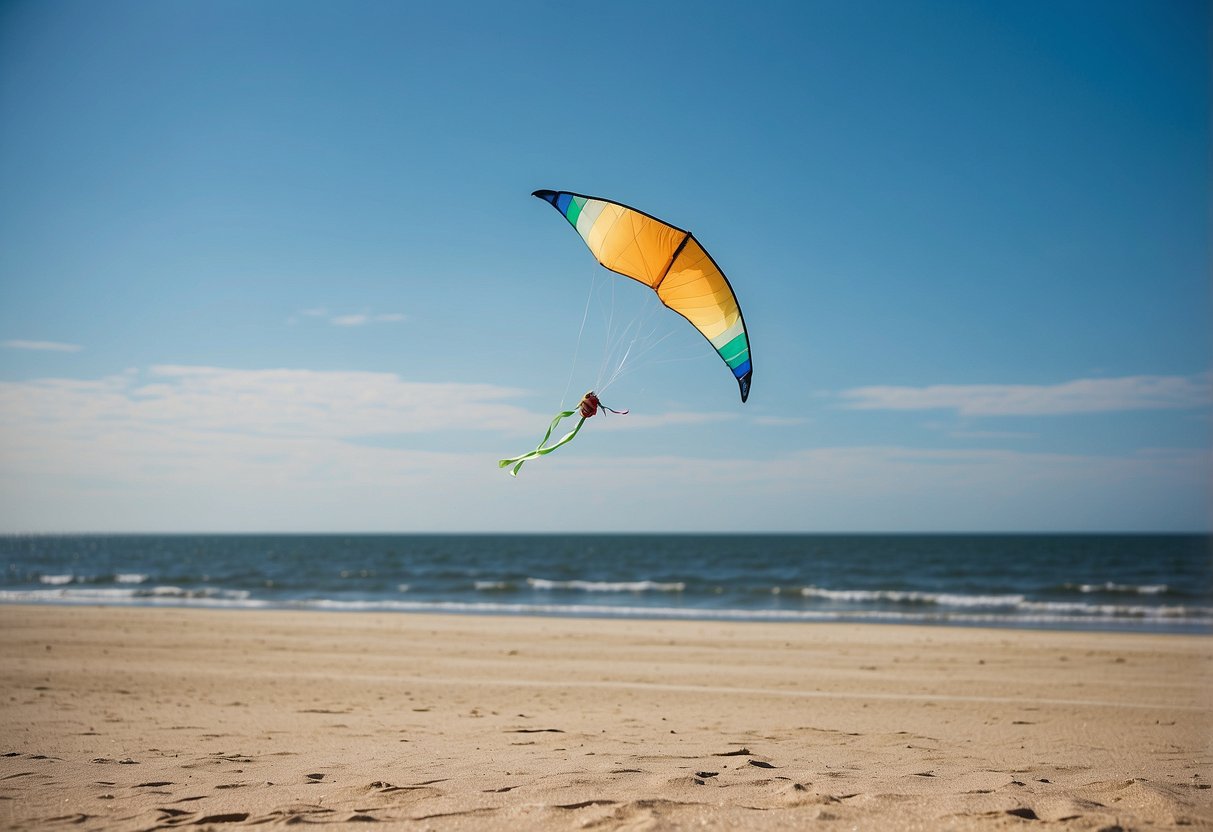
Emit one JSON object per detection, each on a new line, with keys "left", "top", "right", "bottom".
{"left": 498, "top": 409, "right": 587, "bottom": 477}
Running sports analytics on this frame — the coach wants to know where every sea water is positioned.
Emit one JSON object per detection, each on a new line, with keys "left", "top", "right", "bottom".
{"left": 1, "top": 534, "right": 1209, "bottom": 633}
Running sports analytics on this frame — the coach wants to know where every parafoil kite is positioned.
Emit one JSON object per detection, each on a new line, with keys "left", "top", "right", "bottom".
{"left": 499, "top": 189, "right": 751, "bottom": 476}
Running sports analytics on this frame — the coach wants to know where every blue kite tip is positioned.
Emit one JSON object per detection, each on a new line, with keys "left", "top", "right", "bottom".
{"left": 532, "top": 189, "right": 558, "bottom": 204}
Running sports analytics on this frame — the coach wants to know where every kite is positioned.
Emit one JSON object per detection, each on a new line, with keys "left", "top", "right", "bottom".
{"left": 499, "top": 189, "right": 751, "bottom": 476}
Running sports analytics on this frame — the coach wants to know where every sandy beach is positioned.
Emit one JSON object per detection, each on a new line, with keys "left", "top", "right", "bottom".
{"left": 1, "top": 605, "right": 1209, "bottom": 830}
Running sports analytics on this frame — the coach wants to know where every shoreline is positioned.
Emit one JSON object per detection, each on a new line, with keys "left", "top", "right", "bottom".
{"left": 6, "top": 532, "right": 1208, "bottom": 639}
{"left": 2, "top": 604, "right": 1211, "bottom": 829}
{"left": 2, "top": 598, "right": 1209, "bottom": 637}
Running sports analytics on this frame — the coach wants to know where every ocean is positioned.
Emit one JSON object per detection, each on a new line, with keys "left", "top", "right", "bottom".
{"left": 1, "top": 534, "right": 1209, "bottom": 634}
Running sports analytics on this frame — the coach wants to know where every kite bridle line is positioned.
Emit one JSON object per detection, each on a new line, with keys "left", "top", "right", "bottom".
{"left": 564, "top": 245, "right": 699, "bottom": 403}
{"left": 560, "top": 270, "right": 597, "bottom": 411}
{"left": 563, "top": 266, "right": 657, "bottom": 406}
{"left": 593, "top": 282, "right": 683, "bottom": 396}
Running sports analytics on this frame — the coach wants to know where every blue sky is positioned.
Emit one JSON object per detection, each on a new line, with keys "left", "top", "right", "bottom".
{"left": 0, "top": 0, "right": 1208, "bottom": 532}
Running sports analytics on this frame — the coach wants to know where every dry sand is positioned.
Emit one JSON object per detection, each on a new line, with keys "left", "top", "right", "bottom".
{"left": 1, "top": 604, "right": 1210, "bottom": 830}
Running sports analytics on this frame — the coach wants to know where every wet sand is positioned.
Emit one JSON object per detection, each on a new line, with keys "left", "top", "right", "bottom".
{"left": 1, "top": 604, "right": 1210, "bottom": 830}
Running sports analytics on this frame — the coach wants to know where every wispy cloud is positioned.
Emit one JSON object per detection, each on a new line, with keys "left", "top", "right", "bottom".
{"left": 3, "top": 339, "right": 82, "bottom": 353}
{"left": 330, "top": 312, "right": 406, "bottom": 327}
{"left": 0, "top": 365, "right": 736, "bottom": 443}
{"left": 838, "top": 373, "right": 1212, "bottom": 416}
{"left": 122, "top": 365, "right": 531, "bottom": 436}
{"left": 291, "top": 308, "right": 406, "bottom": 327}
{"left": 0, "top": 365, "right": 715, "bottom": 530}
{"left": 0, "top": 366, "right": 1207, "bottom": 532}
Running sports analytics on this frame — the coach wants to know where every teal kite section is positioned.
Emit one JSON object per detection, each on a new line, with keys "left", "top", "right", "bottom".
{"left": 565, "top": 197, "right": 583, "bottom": 227}
{"left": 719, "top": 333, "right": 750, "bottom": 370}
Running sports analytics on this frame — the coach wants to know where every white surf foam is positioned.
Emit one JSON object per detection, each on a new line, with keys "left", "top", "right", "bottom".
{"left": 527, "top": 578, "right": 686, "bottom": 593}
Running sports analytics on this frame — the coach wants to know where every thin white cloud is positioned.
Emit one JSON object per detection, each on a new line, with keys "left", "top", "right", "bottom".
{"left": 3, "top": 339, "right": 82, "bottom": 353}
{"left": 291, "top": 309, "right": 407, "bottom": 327}
{"left": 330, "top": 312, "right": 406, "bottom": 326}
{"left": 132, "top": 365, "right": 533, "bottom": 435}
{"left": 0, "top": 366, "right": 1207, "bottom": 532}
{"left": 0, "top": 365, "right": 732, "bottom": 443}
{"left": 839, "top": 373, "right": 1212, "bottom": 416}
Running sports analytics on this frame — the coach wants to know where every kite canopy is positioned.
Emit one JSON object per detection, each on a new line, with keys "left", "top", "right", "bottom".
{"left": 533, "top": 189, "right": 752, "bottom": 402}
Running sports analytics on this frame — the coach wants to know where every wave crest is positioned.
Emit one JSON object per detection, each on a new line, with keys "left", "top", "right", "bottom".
{"left": 526, "top": 578, "right": 686, "bottom": 593}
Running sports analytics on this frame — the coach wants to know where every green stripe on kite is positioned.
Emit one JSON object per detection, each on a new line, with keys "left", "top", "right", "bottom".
{"left": 718, "top": 332, "right": 749, "bottom": 360}
{"left": 566, "top": 197, "right": 583, "bottom": 227}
